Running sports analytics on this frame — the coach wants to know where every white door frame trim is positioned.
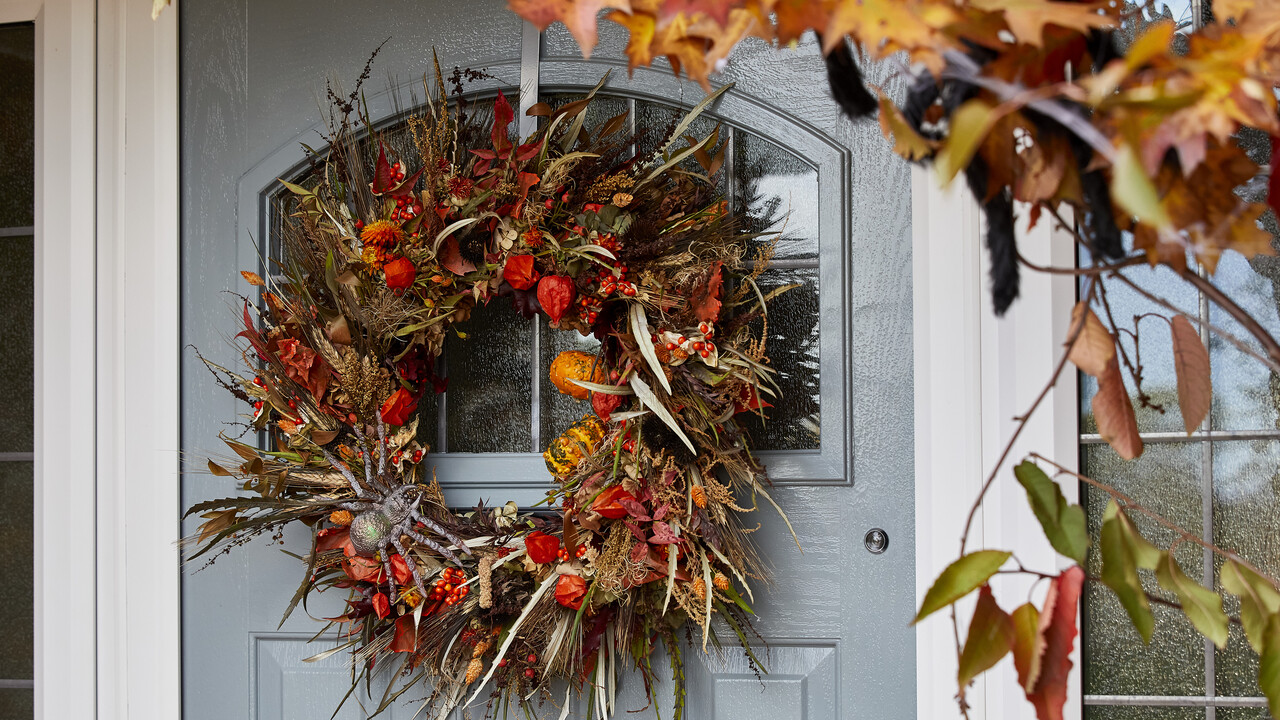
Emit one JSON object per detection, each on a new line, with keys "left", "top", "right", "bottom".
{"left": 912, "top": 168, "right": 1083, "bottom": 720}
{"left": 13, "top": 0, "right": 181, "bottom": 717}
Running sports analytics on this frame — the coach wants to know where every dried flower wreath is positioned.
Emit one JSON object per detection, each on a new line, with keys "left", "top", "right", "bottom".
{"left": 187, "top": 59, "right": 795, "bottom": 719}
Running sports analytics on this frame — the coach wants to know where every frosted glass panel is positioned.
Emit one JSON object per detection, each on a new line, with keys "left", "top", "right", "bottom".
{"left": 739, "top": 268, "right": 820, "bottom": 450}
{"left": 0, "top": 689, "right": 31, "bottom": 719}
{"left": 0, "top": 235, "right": 32, "bottom": 452}
{"left": 0, "top": 24, "right": 33, "bottom": 229}
{"left": 1083, "top": 443, "right": 1205, "bottom": 696}
{"left": 0, "top": 462, "right": 32, "bottom": 680}
{"left": 1213, "top": 440, "right": 1280, "bottom": 696}
{"left": 733, "top": 131, "right": 819, "bottom": 261}
{"left": 444, "top": 296, "right": 532, "bottom": 452}
{"left": 1084, "top": 707, "right": 1203, "bottom": 720}
{"left": 1206, "top": 232, "right": 1280, "bottom": 432}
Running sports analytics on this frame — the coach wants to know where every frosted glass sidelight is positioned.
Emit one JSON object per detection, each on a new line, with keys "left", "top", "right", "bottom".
{"left": 1083, "top": 444, "right": 1205, "bottom": 697}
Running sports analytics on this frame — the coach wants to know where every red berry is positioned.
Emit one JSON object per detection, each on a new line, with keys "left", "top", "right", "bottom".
{"left": 700, "top": 350, "right": 710, "bottom": 358}
{"left": 498, "top": 659, "right": 508, "bottom": 667}
{"left": 527, "top": 654, "right": 537, "bottom": 663}
{"left": 524, "top": 668, "right": 536, "bottom": 679}
{"left": 665, "top": 342, "right": 677, "bottom": 351}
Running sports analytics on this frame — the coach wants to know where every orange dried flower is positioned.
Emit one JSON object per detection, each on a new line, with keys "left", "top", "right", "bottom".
{"left": 329, "top": 509, "right": 353, "bottom": 526}
{"left": 690, "top": 485, "right": 707, "bottom": 509}
{"left": 713, "top": 572, "right": 729, "bottom": 592}
{"left": 361, "top": 219, "right": 404, "bottom": 249}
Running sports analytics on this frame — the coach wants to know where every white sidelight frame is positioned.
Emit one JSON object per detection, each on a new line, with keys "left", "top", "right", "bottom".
{"left": 16, "top": 0, "right": 1077, "bottom": 716}
{"left": 913, "top": 168, "right": 1083, "bottom": 720}
{"left": 7, "top": 0, "right": 181, "bottom": 717}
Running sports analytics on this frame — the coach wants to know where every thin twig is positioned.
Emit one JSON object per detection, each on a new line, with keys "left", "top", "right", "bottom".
{"left": 1179, "top": 267, "right": 1280, "bottom": 368}
{"left": 1110, "top": 269, "right": 1280, "bottom": 374}
{"left": 958, "top": 277, "right": 1098, "bottom": 555}
{"left": 1030, "top": 453, "right": 1280, "bottom": 587}
{"left": 1044, "top": 205, "right": 1280, "bottom": 374}
{"left": 1017, "top": 251, "right": 1146, "bottom": 276}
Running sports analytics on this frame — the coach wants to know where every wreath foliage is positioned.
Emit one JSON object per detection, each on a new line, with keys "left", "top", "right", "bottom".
{"left": 188, "top": 60, "right": 794, "bottom": 718}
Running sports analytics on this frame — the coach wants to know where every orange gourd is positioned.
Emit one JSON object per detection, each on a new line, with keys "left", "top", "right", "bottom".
{"left": 549, "top": 350, "right": 606, "bottom": 400}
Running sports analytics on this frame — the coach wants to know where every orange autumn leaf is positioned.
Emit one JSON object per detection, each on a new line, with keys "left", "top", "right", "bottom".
{"left": 1066, "top": 302, "right": 1114, "bottom": 378}
{"left": 1092, "top": 355, "right": 1143, "bottom": 460}
{"left": 1169, "top": 315, "right": 1211, "bottom": 434}
{"left": 241, "top": 270, "right": 265, "bottom": 286}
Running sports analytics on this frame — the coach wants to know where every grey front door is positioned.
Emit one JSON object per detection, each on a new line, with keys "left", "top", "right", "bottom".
{"left": 180, "top": 3, "right": 916, "bottom": 718}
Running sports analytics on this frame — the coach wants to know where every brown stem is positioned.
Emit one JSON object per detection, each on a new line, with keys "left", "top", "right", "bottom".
{"left": 958, "top": 277, "right": 1097, "bottom": 555}
{"left": 1017, "top": 251, "right": 1146, "bottom": 276}
{"left": 1179, "top": 268, "right": 1280, "bottom": 368}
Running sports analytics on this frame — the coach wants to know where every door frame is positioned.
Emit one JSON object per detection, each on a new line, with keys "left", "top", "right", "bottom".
{"left": 6, "top": 0, "right": 181, "bottom": 718}
{"left": 19, "top": 1, "right": 1079, "bottom": 717}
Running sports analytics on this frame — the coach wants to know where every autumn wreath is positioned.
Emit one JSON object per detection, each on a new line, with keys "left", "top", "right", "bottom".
{"left": 188, "top": 63, "right": 794, "bottom": 719}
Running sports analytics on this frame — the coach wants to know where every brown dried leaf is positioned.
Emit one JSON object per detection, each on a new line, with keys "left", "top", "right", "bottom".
{"left": 1092, "top": 355, "right": 1143, "bottom": 460}
{"left": 1066, "top": 303, "right": 1114, "bottom": 378}
{"left": 241, "top": 270, "right": 265, "bottom": 287}
{"left": 1170, "top": 315, "right": 1211, "bottom": 434}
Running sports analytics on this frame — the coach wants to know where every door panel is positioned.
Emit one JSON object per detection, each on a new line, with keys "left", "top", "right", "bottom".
{"left": 180, "top": 3, "right": 915, "bottom": 717}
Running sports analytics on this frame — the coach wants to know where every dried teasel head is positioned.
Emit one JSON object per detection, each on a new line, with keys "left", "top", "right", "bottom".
{"left": 691, "top": 577, "right": 707, "bottom": 601}
{"left": 713, "top": 572, "right": 730, "bottom": 592}
{"left": 329, "top": 509, "right": 353, "bottom": 526}
{"left": 465, "top": 657, "right": 484, "bottom": 684}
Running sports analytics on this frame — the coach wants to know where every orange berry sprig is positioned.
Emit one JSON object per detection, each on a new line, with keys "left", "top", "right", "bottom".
{"left": 430, "top": 567, "right": 471, "bottom": 606}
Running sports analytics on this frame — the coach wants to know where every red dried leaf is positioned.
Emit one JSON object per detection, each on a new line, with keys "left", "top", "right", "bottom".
{"left": 537, "top": 275, "right": 576, "bottom": 324}
{"left": 389, "top": 554, "right": 414, "bottom": 586}
{"left": 439, "top": 236, "right": 477, "bottom": 276}
{"left": 690, "top": 261, "right": 723, "bottom": 322}
{"left": 592, "top": 485, "right": 638, "bottom": 520}
{"left": 371, "top": 143, "right": 396, "bottom": 195}
{"left": 492, "top": 91, "right": 514, "bottom": 155}
{"left": 503, "top": 254, "right": 541, "bottom": 290}
{"left": 390, "top": 614, "right": 418, "bottom": 653}
{"left": 1027, "top": 566, "right": 1084, "bottom": 720}
{"left": 277, "top": 338, "right": 330, "bottom": 400}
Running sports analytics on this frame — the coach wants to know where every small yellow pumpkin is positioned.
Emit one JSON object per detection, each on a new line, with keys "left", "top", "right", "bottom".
{"left": 543, "top": 414, "right": 606, "bottom": 476}
{"left": 549, "top": 350, "right": 607, "bottom": 400}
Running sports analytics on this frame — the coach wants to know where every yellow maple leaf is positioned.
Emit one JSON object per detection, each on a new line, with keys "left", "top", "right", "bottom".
{"left": 968, "top": 0, "right": 1114, "bottom": 47}
{"left": 877, "top": 93, "right": 936, "bottom": 162}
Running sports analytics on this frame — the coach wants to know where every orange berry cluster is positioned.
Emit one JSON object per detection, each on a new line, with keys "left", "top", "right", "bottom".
{"left": 597, "top": 263, "right": 635, "bottom": 297}
{"left": 555, "top": 544, "right": 588, "bottom": 562}
{"left": 430, "top": 567, "right": 470, "bottom": 606}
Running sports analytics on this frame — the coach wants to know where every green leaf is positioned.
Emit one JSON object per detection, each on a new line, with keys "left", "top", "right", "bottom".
{"left": 936, "top": 98, "right": 997, "bottom": 184}
{"left": 1099, "top": 505, "right": 1155, "bottom": 643}
{"left": 1014, "top": 461, "right": 1089, "bottom": 564}
{"left": 1221, "top": 561, "right": 1280, "bottom": 653}
{"left": 914, "top": 550, "right": 1012, "bottom": 624}
{"left": 1261, "top": 614, "right": 1280, "bottom": 718}
{"left": 958, "top": 585, "right": 1015, "bottom": 686}
{"left": 1111, "top": 142, "right": 1173, "bottom": 231}
{"left": 1156, "top": 551, "right": 1229, "bottom": 649}
{"left": 1103, "top": 501, "right": 1162, "bottom": 569}
{"left": 1011, "top": 602, "right": 1043, "bottom": 692}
